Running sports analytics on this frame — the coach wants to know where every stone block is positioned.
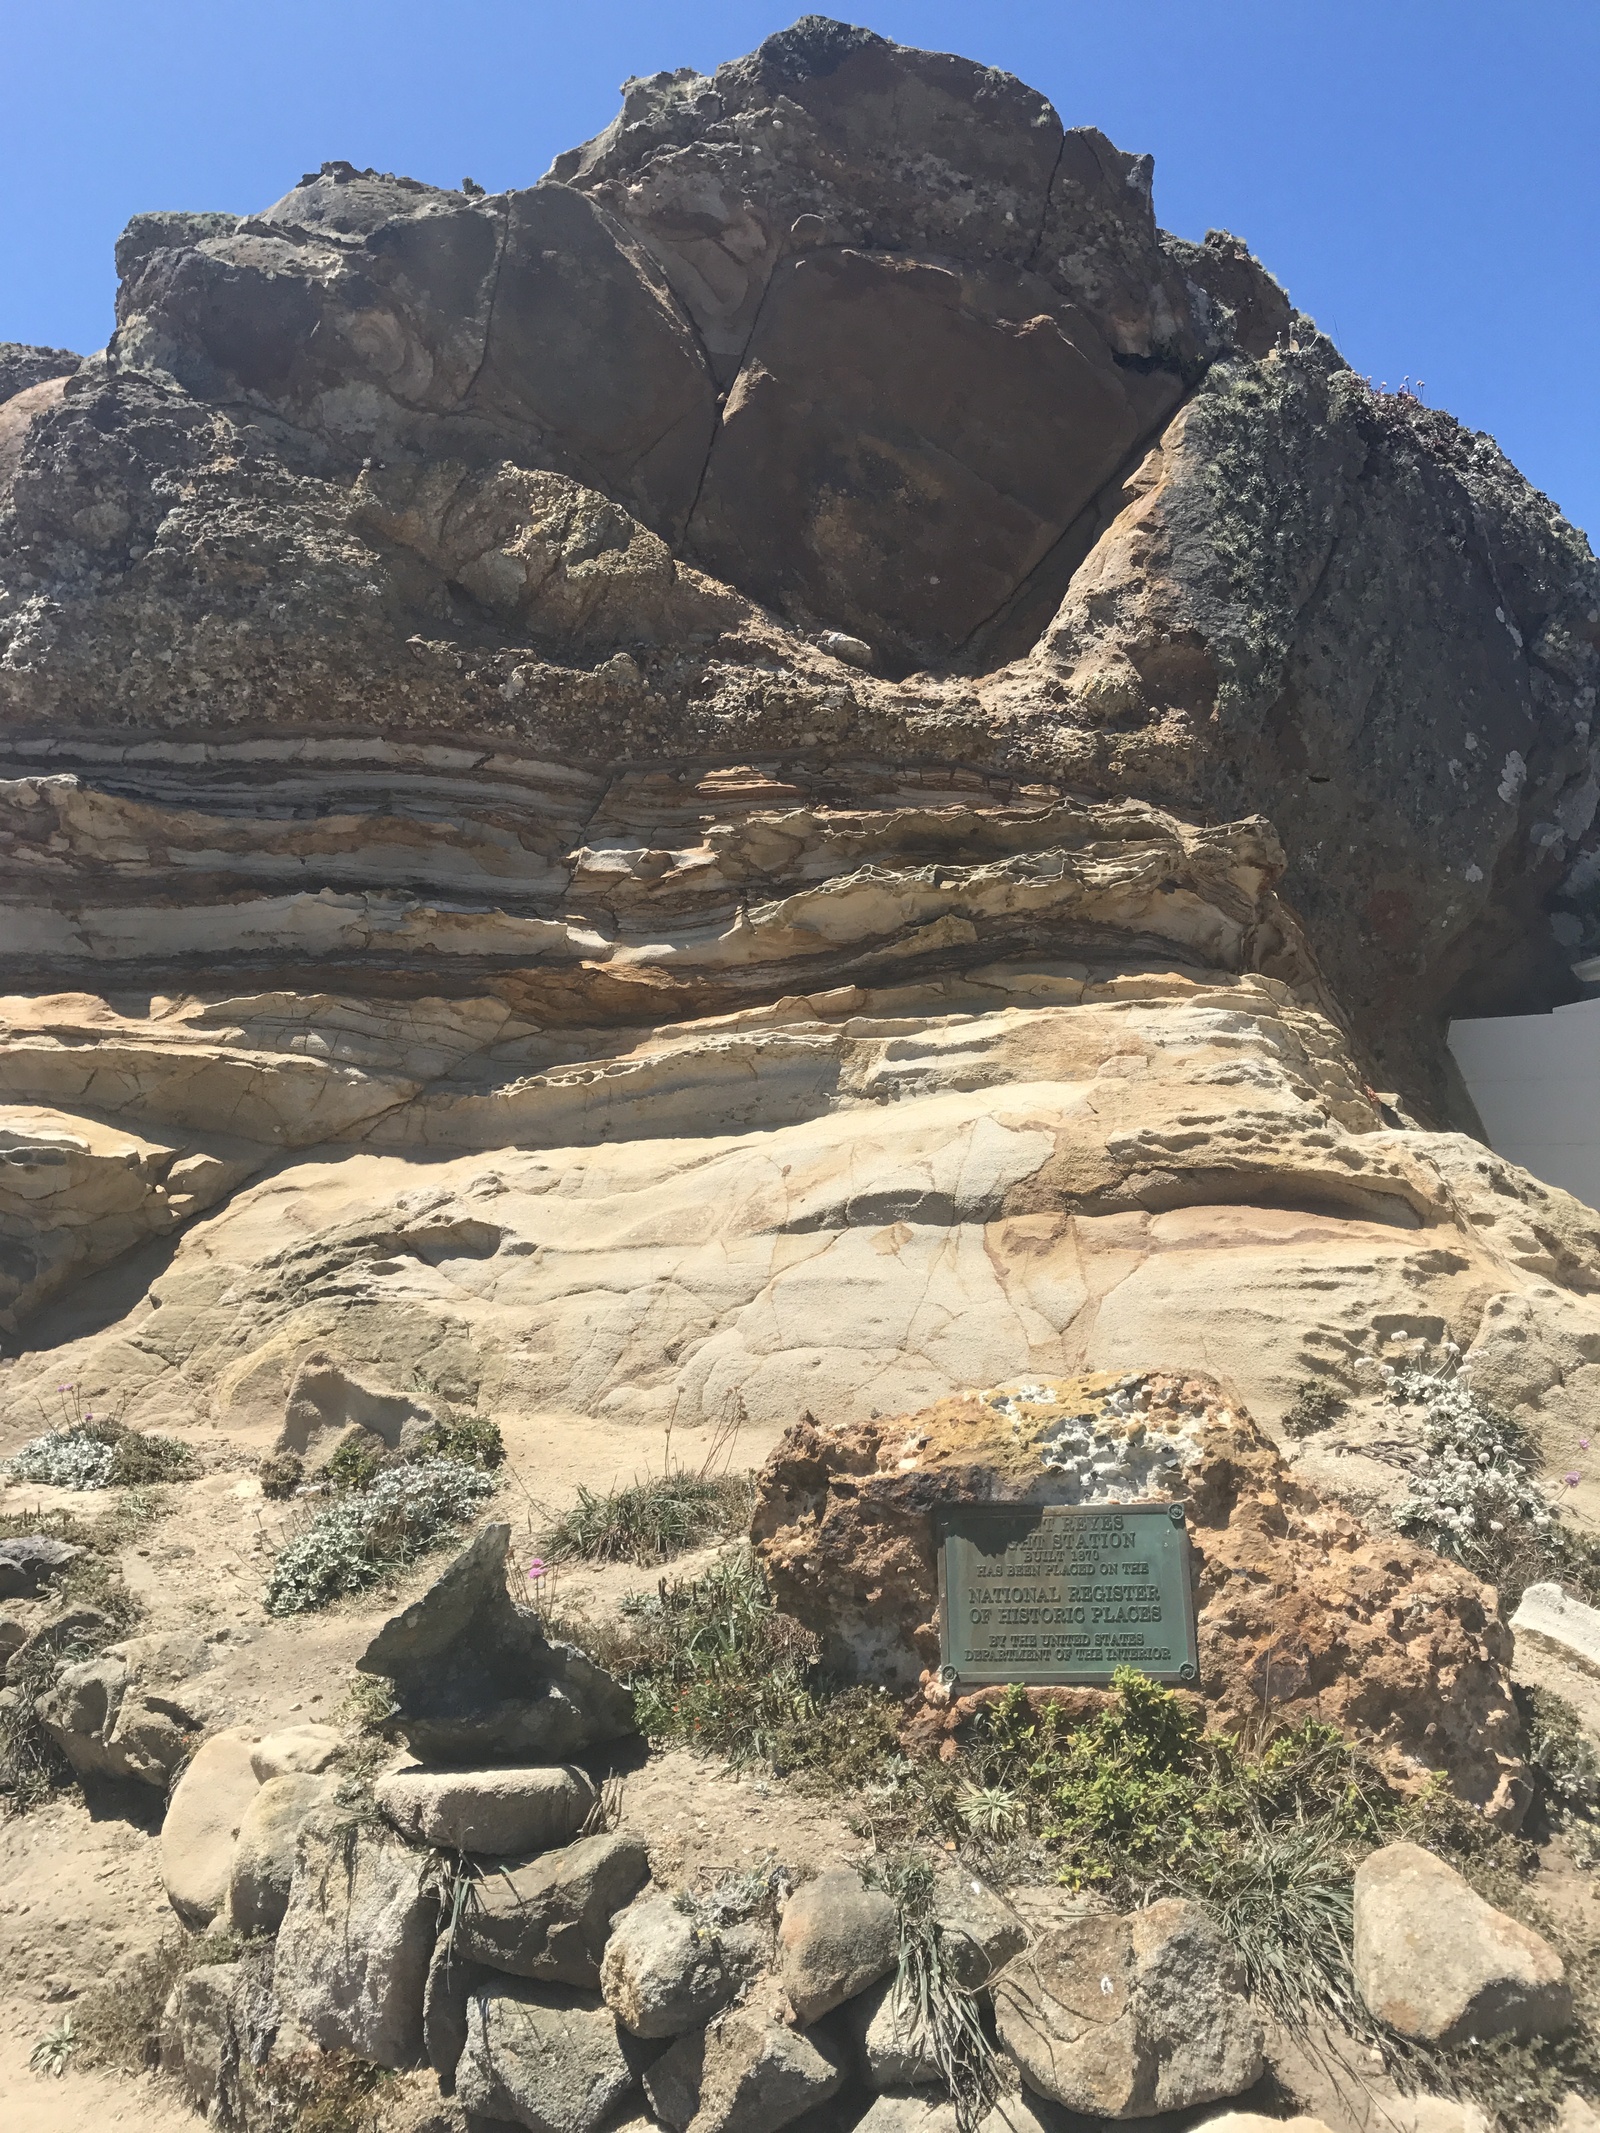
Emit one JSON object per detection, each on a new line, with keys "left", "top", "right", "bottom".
{"left": 375, "top": 1763, "right": 596, "bottom": 1854}
{"left": 994, "top": 1897, "right": 1262, "bottom": 2119}
{"left": 778, "top": 1869, "right": 898, "bottom": 2023}
{"left": 455, "top": 1831, "right": 650, "bottom": 1986}
{"left": 456, "top": 1977, "right": 647, "bottom": 2133}
{"left": 160, "top": 1726, "right": 260, "bottom": 1927}
{"left": 1353, "top": 1842, "right": 1571, "bottom": 2046}
{"left": 274, "top": 1811, "right": 438, "bottom": 2068}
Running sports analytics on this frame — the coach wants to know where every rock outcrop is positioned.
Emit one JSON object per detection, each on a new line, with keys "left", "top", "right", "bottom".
{"left": 754, "top": 1371, "right": 1529, "bottom": 1817}
{"left": 4, "top": 0, "right": 1600, "bottom": 1557}
{"left": 356, "top": 1522, "right": 637, "bottom": 1762}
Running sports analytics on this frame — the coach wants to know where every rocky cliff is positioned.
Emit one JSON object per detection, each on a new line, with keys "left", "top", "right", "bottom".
{"left": 3, "top": 14, "right": 1600, "bottom": 1518}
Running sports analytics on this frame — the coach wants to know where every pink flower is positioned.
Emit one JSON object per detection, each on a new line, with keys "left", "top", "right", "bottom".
{"left": 526, "top": 1559, "right": 547, "bottom": 1582}
{"left": 1565, "top": 1473, "right": 1582, "bottom": 1487}
{"left": 1581, "top": 1439, "right": 1591, "bottom": 1451}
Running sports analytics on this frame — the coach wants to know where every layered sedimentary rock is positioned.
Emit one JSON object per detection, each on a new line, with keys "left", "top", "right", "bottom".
{"left": 3, "top": 17, "right": 1600, "bottom": 1581}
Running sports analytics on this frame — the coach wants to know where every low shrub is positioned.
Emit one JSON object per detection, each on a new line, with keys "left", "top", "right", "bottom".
{"left": 324, "top": 1433, "right": 384, "bottom": 1494}
{"left": 264, "top": 1457, "right": 495, "bottom": 1615}
{"left": 541, "top": 1469, "right": 754, "bottom": 1566}
{"left": 6, "top": 1416, "right": 198, "bottom": 1491}
{"left": 414, "top": 1413, "right": 504, "bottom": 1470}
{"left": 258, "top": 1451, "right": 304, "bottom": 1500}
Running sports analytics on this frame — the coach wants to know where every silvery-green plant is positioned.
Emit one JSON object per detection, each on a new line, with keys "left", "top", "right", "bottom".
{"left": 1384, "top": 1352, "right": 1553, "bottom": 1557}
{"left": 264, "top": 1457, "right": 494, "bottom": 1615}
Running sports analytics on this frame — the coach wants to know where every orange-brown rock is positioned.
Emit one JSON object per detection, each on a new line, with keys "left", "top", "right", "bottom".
{"left": 750, "top": 1370, "right": 1528, "bottom": 1822}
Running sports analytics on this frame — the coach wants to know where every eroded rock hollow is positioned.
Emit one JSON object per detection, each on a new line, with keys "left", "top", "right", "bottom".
{"left": 3, "top": 16, "right": 1600, "bottom": 1579}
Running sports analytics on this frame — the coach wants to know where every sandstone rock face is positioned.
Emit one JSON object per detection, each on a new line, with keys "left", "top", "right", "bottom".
{"left": 756, "top": 1370, "right": 1529, "bottom": 1817}
{"left": 4, "top": 20, "right": 1600, "bottom": 1860}
{"left": 456, "top": 1978, "right": 646, "bottom": 2133}
{"left": 452, "top": 1833, "right": 651, "bottom": 1986}
{"left": 274, "top": 1811, "right": 439, "bottom": 2067}
{"left": 160, "top": 1726, "right": 260, "bottom": 1925}
{"left": 994, "top": 1898, "right": 1263, "bottom": 2119}
{"left": 375, "top": 1764, "right": 598, "bottom": 1854}
{"left": 778, "top": 1868, "right": 899, "bottom": 2023}
{"left": 1352, "top": 1842, "right": 1572, "bottom": 2045}
{"left": 357, "top": 1524, "right": 636, "bottom": 1763}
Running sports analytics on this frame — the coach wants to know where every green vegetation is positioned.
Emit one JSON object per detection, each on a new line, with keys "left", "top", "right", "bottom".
{"left": 414, "top": 1413, "right": 504, "bottom": 1469}
{"left": 263, "top": 1456, "right": 495, "bottom": 1616}
{"left": 0, "top": 1506, "right": 144, "bottom": 1814}
{"left": 540, "top": 1468, "right": 754, "bottom": 1567}
{"left": 864, "top": 1850, "right": 998, "bottom": 2133}
{"left": 66, "top": 1929, "right": 251, "bottom": 2075}
{"left": 560, "top": 1543, "right": 1597, "bottom": 2128}
{"left": 6, "top": 1411, "right": 199, "bottom": 1491}
{"left": 257, "top": 1451, "right": 304, "bottom": 1500}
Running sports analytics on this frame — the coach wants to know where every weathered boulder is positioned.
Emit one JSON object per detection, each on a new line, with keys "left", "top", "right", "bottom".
{"left": 456, "top": 1977, "right": 648, "bottom": 2133}
{"left": 161, "top": 1727, "right": 260, "bottom": 1926}
{"left": 601, "top": 1893, "right": 765, "bottom": 2038}
{"left": 423, "top": 1933, "right": 483, "bottom": 2091}
{"left": 226, "top": 1770, "right": 336, "bottom": 1935}
{"left": 643, "top": 1989, "right": 850, "bottom": 2133}
{"left": 39, "top": 1627, "right": 213, "bottom": 1788}
{"left": 274, "top": 1810, "right": 438, "bottom": 2068}
{"left": 0, "top": 1533, "right": 81, "bottom": 1598}
{"left": 375, "top": 1762, "right": 597, "bottom": 1853}
{"left": 1353, "top": 1842, "right": 1571, "bottom": 2045}
{"left": 778, "top": 1868, "right": 898, "bottom": 2024}
{"left": 853, "top": 2097, "right": 959, "bottom": 2133}
{"left": 994, "top": 1897, "right": 1263, "bottom": 2119}
{"left": 250, "top": 1722, "right": 342, "bottom": 1779}
{"left": 357, "top": 1524, "right": 636, "bottom": 1763}
{"left": 755, "top": 1371, "right": 1530, "bottom": 1820}
{"left": 454, "top": 1831, "right": 650, "bottom": 1986}
{"left": 279, "top": 1348, "right": 436, "bottom": 1455}
{"left": 159, "top": 1960, "right": 267, "bottom": 2116}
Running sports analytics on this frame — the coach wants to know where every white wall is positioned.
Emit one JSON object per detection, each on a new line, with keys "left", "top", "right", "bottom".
{"left": 1449, "top": 997, "right": 1600, "bottom": 1212}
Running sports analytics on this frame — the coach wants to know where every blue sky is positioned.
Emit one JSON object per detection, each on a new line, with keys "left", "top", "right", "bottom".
{"left": 4, "top": 2, "right": 1596, "bottom": 542}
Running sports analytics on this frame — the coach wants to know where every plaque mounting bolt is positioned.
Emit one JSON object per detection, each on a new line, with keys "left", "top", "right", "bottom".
{"left": 1179, "top": 1663, "right": 1197, "bottom": 1682}
{"left": 1168, "top": 1503, "right": 1186, "bottom": 1524}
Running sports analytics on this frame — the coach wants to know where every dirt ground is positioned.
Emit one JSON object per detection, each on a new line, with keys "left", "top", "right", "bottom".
{"left": 0, "top": 1398, "right": 844, "bottom": 2128}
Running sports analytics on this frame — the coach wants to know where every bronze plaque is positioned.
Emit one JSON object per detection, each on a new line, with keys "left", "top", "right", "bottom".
{"left": 937, "top": 1501, "right": 1198, "bottom": 1688}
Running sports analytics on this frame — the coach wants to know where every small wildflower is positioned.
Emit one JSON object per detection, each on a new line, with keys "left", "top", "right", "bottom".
{"left": 526, "top": 1558, "right": 547, "bottom": 1582}
{"left": 1581, "top": 1438, "right": 1591, "bottom": 1451}
{"left": 1566, "top": 1473, "right": 1582, "bottom": 1488}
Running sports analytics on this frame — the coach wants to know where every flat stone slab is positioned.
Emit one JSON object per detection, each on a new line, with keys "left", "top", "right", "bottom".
{"left": 1512, "top": 1582, "right": 1600, "bottom": 1675}
{"left": 374, "top": 1764, "right": 596, "bottom": 1854}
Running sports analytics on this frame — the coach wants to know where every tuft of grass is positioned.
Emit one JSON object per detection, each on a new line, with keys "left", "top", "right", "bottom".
{"left": 576, "top": 1546, "right": 820, "bottom": 1760}
{"left": 540, "top": 1469, "right": 754, "bottom": 1567}
{"left": 865, "top": 1850, "right": 999, "bottom": 2133}
{"left": 70, "top": 1931, "right": 249, "bottom": 2075}
{"left": 251, "top": 2048, "right": 389, "bottom": 2133}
